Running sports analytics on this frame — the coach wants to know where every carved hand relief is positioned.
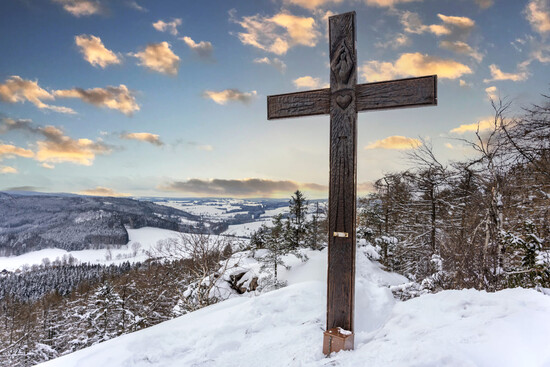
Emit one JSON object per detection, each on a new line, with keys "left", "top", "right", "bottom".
{"left": 331, "top": 40, "right": 354, "bottom": 87}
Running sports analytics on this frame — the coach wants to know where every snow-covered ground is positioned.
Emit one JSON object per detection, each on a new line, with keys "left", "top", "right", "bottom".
{"left": 0, "top": 227, "right": 181, "bottom": 272}
{"left": 36, "top": 247, "right": 550, "bottom": 367}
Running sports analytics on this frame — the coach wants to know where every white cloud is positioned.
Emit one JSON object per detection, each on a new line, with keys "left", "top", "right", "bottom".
{"left": 365, "top": 136, "right": 422, "bottom": 150}
{"left": 485, "top": 86, "right": 498, "bottom": 100}
{"left": 131, "top": 42, "right": 180, "bottom": 75}
{"left": 365, "top": 0, "right": 421, "bottom": 7}
{"left": 253, "top": 57, "right": 287, "bottom": 73}
{"left": 360, "top": 53, "right": 472, "bottom": 82}
{"left": 120, "top": 132, "right": 163, "bottom": 146}
{"left": 181, "top": 36, "right": 213, "bottom": 59}
{"left": 293, "top": 76, "right": 322, "bottom": 89}
{"left": 437, "top": 14, "right": 475, "bottom": 29}
{"left": 75, "top": 35, "right": 121, "bottom": 68}
{"left": 53, "top": 0, "right": 103, "bottom": 17}
{"left": 483, "top": 64, "right": 529, "bottom": 82}
{"left": 55, "top": 85, "right": 139, "bottom": 115}
{"left": 231, "top": 10, "right": 320, "bottom": 55}
{"left": 525, "top": 0, "right": 550, "bottom": 35}
{"left": 152, "top": 19, "right": 182, "bottom": 36}
{"left": 203, "top": 89, "right": 257, "bottom": 105}
{"left": 0, "top": 76, "right": 75, "bottom": 114}
{"left": 439, "top": 40, "right": 483, "bottom": 62}
{"left": 376, "top": 33, "right": 410, "bottom": 49}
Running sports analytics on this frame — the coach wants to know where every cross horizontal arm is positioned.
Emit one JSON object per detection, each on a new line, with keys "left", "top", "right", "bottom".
{"left": 267, "top": 75, "right": 437, "bottom": 120}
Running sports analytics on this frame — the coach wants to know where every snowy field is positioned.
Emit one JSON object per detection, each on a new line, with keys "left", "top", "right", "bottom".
{"left": 37, "top": 248, "right": 550, "bottom": 367}
{"left": 0, "top": 227, "right": 182, "bottom": 272}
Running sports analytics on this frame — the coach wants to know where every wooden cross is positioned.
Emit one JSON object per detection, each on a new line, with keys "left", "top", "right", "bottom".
{"left": 266, "top": 11, "right": 437, "bottom": 354}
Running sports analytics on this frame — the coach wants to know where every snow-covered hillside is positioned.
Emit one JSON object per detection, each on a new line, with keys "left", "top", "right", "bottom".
{"left": 37, "top": 248, "right": 550, "bottom": 367}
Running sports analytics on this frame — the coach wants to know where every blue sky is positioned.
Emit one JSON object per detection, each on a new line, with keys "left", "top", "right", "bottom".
{"left": 0, "top": 0, "right": 549, "bottom": 198}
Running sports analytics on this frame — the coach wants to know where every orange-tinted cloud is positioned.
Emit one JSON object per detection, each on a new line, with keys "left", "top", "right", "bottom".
{"left": 131, "top": 42, "right": 180, "bottom": 75}
{"left": 360, "top": 53, "right": 472, "bottom": 82}
{"left": 159, "top": 178, "right": 327, "bottom": 197}
{"left": 0, "top": 143, "right": 34, "bottom": 159}
{"left": 75, "top": 35, "right": 121, "bottom": 68}
{"left": 282, "top": 0, "right": 344, "bottom": 10}
{"left": 53, "top": 0, "right": 103, "bottom": 17}
{"left": 0, "top": 76, "right": 75, "bottom": 114}
{"left": 232, "top": 10, "right": 319, "bottom": 55}
{"left": 120, "top": 132, "right": 164, "bottom": 146}
{"left": 34, "top": 126, "right": 112, "bottom": 166}
{"left": 365, "top": 0, "right": 421, "bottom": 7}
{"left": 450, "top": 117, "right": 495, "bottom": 134}
{"left": 0, "top": 165, "right": 18, "bottom": 174}
{"left": 439, "top": 40, "right": 483, "bottom": 62}
{"left": 203, "top": 89, "right": 257, "bottom": 105}
{"left": 365, "top": 136, "right": 422, "bottom": 150}
{"left": 78, "top": 186, "right": 131, "bottom": 197}
{"left": 293, "top": 76, "right": 323, "bottom": 89}
{"left": 55, "top": 85, "right": 139, "bottom": 115}
{"left": 474, "top": 0, "right": 493, "bottom": 9}
{"left": 483, "top": 64, "right": 529, "bottom": 82}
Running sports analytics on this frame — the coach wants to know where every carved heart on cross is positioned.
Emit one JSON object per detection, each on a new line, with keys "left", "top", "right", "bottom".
{"left": 336, "top": 94, "right": 352, "bottom": 110}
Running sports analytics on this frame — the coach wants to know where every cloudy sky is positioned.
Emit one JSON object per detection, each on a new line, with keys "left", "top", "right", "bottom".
{"left": 0, "top": 0, "right": 549, "bottom": 198}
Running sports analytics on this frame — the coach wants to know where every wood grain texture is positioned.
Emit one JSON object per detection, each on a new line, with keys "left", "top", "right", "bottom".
{"left": 267, "top": 89, "right": 330, "bottom": 120}
{"left": 356, "top": 75, "right": 437, "bottom": 112}
{"left": 327, "top": 11, "right": 357, "bottom": 333}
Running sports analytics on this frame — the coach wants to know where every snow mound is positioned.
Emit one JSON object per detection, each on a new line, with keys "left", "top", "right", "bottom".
{"left": 37, "top": 250, "right": 550, "bottom": 367}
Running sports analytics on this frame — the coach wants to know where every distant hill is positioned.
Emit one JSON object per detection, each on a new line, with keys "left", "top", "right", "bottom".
{"left": 0, "top": 193, "right": 200, "bottom": 256}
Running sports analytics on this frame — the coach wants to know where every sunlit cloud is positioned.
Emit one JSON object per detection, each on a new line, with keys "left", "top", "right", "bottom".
{"left": 0, "top": 119, "right": 113, "bottom": 166}
{"left": 293, "top": 76, "right": 322, "bottom": 89}
{"left": 0, "top": 143, "right": 35, "bottom": 159}
{"left": 55, "top": 85, "right": 139, "bottom": 115}
{"left": 187, "top": 142, "right": 214, "bottom": 151}
{"left": 483, "top": 64, "right": 529, "bottom": 82}
{"left": 203, "top": 89, "right": 257, "bottom": 105}
{"left": 0, "top": 76, "right": 75, "bottom": 114}
{"left": 375, "top": 33, "right": 410, "bottom": 49}
{"left": 153, "top": 18, "right": 182, "bottom": 36}
{"left": 127, "top": 1, "right": 147, "bottom": 12}
{"left": 474, "top": 0, "right": 493, "bottom": 9}
{"left": 437, "top": 14, "right": 475, "bottom": 29}
{"left": 159, "top": 178, "right": 327, "bottom": 197}
{"left": 357, "top": 182, "right": 375, "bottom": 193}
{"left": 525, "top": 0, "right": 550, "bottom": 35}
{"left": 75, "top": 35, "right": 121, "bottom": 68}
{"left": 120, "top": 132, "right": 164, "bottom": 146}
{"left": 282, "top": 0, "right": 344, "bottom": 10}
{"left": 231, "top": 10, "right": 320, "bottom": 55}
{"left": 439, "top": 40, "right": 483, "bottom": 62}
{"left": 459, "top": 79, "right": 471, "bottom": 87}
{"left": 0, "top": 165, "right": 18, "bottom": 174}
{"left": 365, "top": 0, "right": 421, "bottom": 7}
{"left": 253, "top": 57, "right": 287, "bottom": 73}
{"left": 78, "top": 186, "right": 131, "bottom": 197}
{"left": 360, "top": 53, "right": 472, "bottom": 82}
{"left": 365, "top": 136, "right": 422, "bottom": 150}
{"left": 34, "top": 126, "right": 112, "bottom": 166}
{"left": 131, "top": 42, "right": 180, "bottom": 75}
{"left": 485, "top": 86, "right": 498, "bottom": 100}
{"left": 41, "top": 162, "right": 55, "bottom": 169}
{"left": 180, "top": 36, "right": 213, "bottom": 59}
{"left": 53, "top": 0, "right": 103, "bottom": 17}
{"left": 450, "top": 117, "right": 495, "bottom": 134}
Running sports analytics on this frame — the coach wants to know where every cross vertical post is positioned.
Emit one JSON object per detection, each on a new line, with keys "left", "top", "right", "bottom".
{"left": 266, "top": 10, "right": 437, "bottom": 355}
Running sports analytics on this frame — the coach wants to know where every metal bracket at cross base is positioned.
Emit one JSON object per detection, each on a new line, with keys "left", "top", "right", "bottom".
{"left": 323, "top": 328, "right": 354, "bottom": 355}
